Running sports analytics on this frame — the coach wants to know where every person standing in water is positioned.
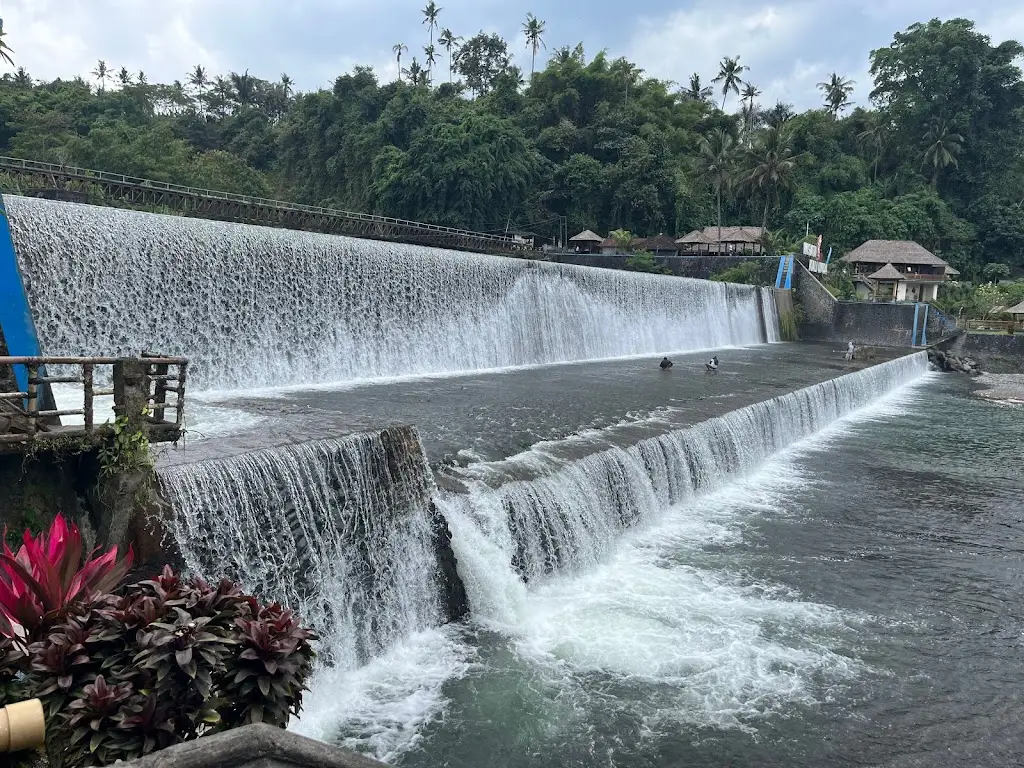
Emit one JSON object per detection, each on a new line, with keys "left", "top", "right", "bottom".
{"left": 844, "top": 341, "right": 855, "bottom": 361}
{"left": 705, "top": 355, "right": 719, "bottom": 372}
{"left": 660, "top": 357, "right": 673, "bottom": 370}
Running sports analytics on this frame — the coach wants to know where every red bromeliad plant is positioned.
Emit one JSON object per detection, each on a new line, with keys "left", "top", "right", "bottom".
{"left": 0, "top": 514, "right": 133, "bottom": 642}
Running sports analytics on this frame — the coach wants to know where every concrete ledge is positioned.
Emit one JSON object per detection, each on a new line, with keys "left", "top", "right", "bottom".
{"left": 122, "top": 725, "right": 388, "bottom": 768}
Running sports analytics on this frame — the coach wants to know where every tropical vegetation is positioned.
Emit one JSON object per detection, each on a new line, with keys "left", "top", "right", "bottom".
{"left": 0, "top": 14, "right": 1021, "bottom": 277}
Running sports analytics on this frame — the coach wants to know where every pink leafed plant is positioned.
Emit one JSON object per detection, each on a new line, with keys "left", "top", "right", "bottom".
{"left": 0, "top": 513, "right": 133, "bottom": 640}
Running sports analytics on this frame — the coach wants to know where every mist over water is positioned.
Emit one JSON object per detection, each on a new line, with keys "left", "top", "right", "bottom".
{"left": 6, "top": 195, "right": 771, "bottom": 391}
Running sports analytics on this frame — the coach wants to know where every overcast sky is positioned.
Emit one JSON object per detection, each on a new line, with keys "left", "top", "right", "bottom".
{"left": 2, "top": 0, "right": 1022, "bottom": 111}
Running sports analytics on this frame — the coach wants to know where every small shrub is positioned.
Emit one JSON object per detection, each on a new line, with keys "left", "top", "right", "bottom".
{"left": 0, "top": 514, "right": 133, "bottom": 643}
{"left": 28, "top": 567, "right": 316, "bottom": 767}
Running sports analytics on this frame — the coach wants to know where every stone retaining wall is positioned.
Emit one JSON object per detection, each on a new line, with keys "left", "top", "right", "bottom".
{"left": 937, "top": 333, "right": 1024, "bottom": 373}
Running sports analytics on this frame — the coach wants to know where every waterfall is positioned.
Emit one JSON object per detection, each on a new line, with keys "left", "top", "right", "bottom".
{"left": 760, "top": 287, "right": 780, "bottom": 343}
{"left": 157, "top": 426, "right": 453, "bottom": 668}
{"left": 6, "top": 195, "right": 769, "bottom": 391}
{"left": 439, "top": 353, "right": 929, "bottom": 620}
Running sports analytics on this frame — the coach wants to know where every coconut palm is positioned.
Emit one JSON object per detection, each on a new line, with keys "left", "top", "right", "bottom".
{"left": 741, "top": 83, "right": 761, "bottom": 133}
{"left": 92, "top": 59, "right": 110, "bottom": 92}
{"left": 856, "top": 115, "right": 890, "bottom": 183}
{"left": 0, "top": 22, "right": 15, "bottom": 67}
{"left": 423, "top": 45, "right": 437, "bottom": 85}
{"left": 817, "top": 73, "right": 855, "bottom": 117}
{"left": 438, "top": 29, "right": 461, "bottom": 82}
{"left": 13, "top": 67, "right": 30, "bottom": 88}
{"left": 230, "top": 70, "right": 256, "bottom": 107}
{"left": 744, "top": 126, "right": 799, "bottom": 229}
{"left": 137, "top": 71, "right": 148, "bottom": 85}
{"left": 522, "top": 13, "right": 546, "bottom": 76}
{"left": 921, "top": 119, "right": 963, "bottom": 188}
{"left": 763, "top": 101, "right": 794, "bottom": 129}
{"left": 280, "top": 73, "right": 294, "bottom": 98}
{"left": 422, "top": 1, "right": 442, "bottom": 46}
{"left": 694, "top": 128, "right": 738, "bottom": 249}
{"left": 393, "top": 43, "right": 409, "bottom": 82}
{"left": 683, "top": 73, "right": 712, "bottom": 102}
{"left": 404, "top": 58, "right": 426, "bottom": 87}
{"left": 188, "top": 65, "right": 207, "bottom": 98}
{"left": 712, "top": 56, "right": 747, "bottom": 111}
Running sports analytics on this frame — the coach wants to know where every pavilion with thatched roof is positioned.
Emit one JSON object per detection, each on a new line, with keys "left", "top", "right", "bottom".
{"left": 842, "top": 240, "right": 954, "bottom": 302}
{"left": 568, "top": 229, "right": 603, "bottom": 254}
{"left": 676, "top": 226, "right": 765, "bottom": 255}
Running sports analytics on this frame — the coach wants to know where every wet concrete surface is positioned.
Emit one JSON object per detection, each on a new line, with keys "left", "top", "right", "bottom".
{"left": 158, "top": 342, "right": 907, "bottom": 469}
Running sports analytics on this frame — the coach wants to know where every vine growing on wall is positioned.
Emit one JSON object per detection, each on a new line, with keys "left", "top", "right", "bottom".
{"left": 98, "top": 410, "right": 152, "bottom": 478}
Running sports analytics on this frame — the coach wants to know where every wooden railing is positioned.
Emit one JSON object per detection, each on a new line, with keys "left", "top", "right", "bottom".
{"left": 966, "top": 319, "right": 1017, "bottom": 333}
{"left": 0, "top": 355, "right": 187, "bottom": 450}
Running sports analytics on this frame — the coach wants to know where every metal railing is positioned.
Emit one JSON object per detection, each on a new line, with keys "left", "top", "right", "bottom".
{"left": 0, "top": 355, "right": 187, "bottom": 448}
{"left": 966, "top": 319, "right": 1017, "bottom": 333}
{"left": 0, "top": 156, "right": 517, "bottom": 246}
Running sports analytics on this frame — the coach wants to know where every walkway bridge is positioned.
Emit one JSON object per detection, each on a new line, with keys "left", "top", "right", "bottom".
{"left": 0, "top": 156, "right": 521, "bottom": 255}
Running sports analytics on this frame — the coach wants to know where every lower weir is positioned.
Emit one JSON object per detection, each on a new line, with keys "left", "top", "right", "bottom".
{"left": 155, "top": 351, "right": 929, "bottom": 696}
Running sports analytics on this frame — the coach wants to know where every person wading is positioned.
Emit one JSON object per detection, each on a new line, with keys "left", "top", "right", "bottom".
{"left": 660, "top": 357, "right": 674, "bottom": 370}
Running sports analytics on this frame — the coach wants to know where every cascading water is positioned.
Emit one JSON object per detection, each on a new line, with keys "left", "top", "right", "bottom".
{"left": 439, "top": 352, "right": 929, "bottom": 620}
{"left": 760, "top": 286, "right": 781, "bottom": 343}
{"left": 5, "top": 195, "right": 774, "bottom": 391}
{"left": 157, "top": 427, "right": 449, "bottom": 668}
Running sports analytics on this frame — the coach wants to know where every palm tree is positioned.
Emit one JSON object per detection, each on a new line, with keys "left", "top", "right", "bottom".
{"left": 712, "top": 56, "right": 747, "bottom": 111}
{"left": 188, "top": 65, "right": 208, "bottom": 96}
{"left": 921, "top": 119, "right": 964, "bottom": 188}
{"left": 683, "top": 73, "right": 712, "bottom": 102}
{"left": 0, "top": 22, "right": 15, "bottom": 67}
{"left": 422, "top": 1, "right": 442, "bottom": 46}
{"left": 92, "top": 59, "right": 110, "bottom": 92}
{"left": 403, "top": 58, "right": 425, "bottom": 87}
{"left": 694, "top": 128, "right": 737, "bottom": 249}
{"left": 137, "top": 71, "right": 148, "bottom": 85}
{"left": 741, "top": 83, "right": 761, "bottom": 134}
{"left": 856, "top": 115, "right": 890, "bottom": 183}
{"left": 230, "top": 70, "right": 256, "bottom": 108}
{"left": 13, "top": 67, "right": 30, "bottom": 88}
{"left": 817, "top": 73, "right": 855, "bottom": 118}
{"left": 744, "top": 127, "right": 799, "bottom": 229}
{"left": 610, "top": 229, "right": 635, "bottom": 252}
{"left": 522, "top": 13, "right": 546, "bottom": 76}
{"left": 117, "top": 67, "right": 133, "bottom": 88}
{"left": 763, "top": 101, "right": 794, "bottom": 129}
{"left": 438, "top": 29, "right": 461, "bottom": 82}
{"left": 280, "top": 73, "right": 294, "bottom": 98}
{"left": 393, "top": 43, "right": 409, "bottom": 82}
{"left": 423, "top": 45, "right": 437, "bottom": 85}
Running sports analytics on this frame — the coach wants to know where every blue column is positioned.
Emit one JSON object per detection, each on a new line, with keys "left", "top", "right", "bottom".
{"left": 911, "top": 302, "right": 921, "bottom": 346}
{"left": 783, "top": 255, "right": 794, "bottom": 289}
{"left": 774, "top": 255, "right": 786, "bottom": 288}
{"left": 921, "top": 303, "right": 930, "bottom": 346}
{"left": 0, "top": 195, "right": 44, "bottom": 394}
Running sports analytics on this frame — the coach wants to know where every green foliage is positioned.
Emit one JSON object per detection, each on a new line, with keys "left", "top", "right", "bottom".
{"left": 623, "top": 251, "right": 667, "bottom": 274}
{"left": 0, "top": 14, "right": 1020, "bottom": 271}
{"left": 711, "top": 260, "right": 769, "bottom": 286}
{"left": 982, "top": 262, "right": 1012, "bottom": 283}
{"left": 97, "top": 413, "right": 152, "bottom": 479}
{"left": 9, "top": 566, "right": 316, "bottom": 767}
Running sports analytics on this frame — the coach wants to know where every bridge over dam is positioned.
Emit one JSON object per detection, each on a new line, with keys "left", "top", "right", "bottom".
{"left": 0, "top": 155, "right": 521, "bottom": 255}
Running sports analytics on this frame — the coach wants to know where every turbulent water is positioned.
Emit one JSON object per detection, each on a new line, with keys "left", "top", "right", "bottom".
{"left": 5, "top": 195, "right": 772, "bottom": 391}
{"left": 157, "top": 427, "right": 444, "bottom": 668}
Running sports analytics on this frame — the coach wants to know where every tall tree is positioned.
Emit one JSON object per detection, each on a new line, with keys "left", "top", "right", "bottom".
{"left": 712, "top": 56, "right": 747, "bottom": 111}
{"left": 817, "top": 73, "right": 855, "bottom": 117}
{"left": 856, "top": 115, "right": 890, "bottom": 183}
{"left": 92, "top": 59, "right": 110, "bottom": 92}
{"left": 188, "top": 65, "right": 208, "bottom": 101}
{"left": 921, "top": 119, "right": 963, "bottom": 188}
{"left": 393, "top": 43, "right": 409, "bottom": 82}
{"left": 117, "top": 66, "right": 133, "bottom": 88}
{"left": 403, "top": 58, "right": 426, "bottom": 87}
{"left": 423, "top": 45, "right": 437, "bottom": 85}
{"left": 422, "top": 1, "right": 442, "bottom": 46}
{"left": 280, "top": 73, "right": 294, "bottom": 98}
{"left": 438, "top": 29, "right": 461, "bottom": 82}
{"left": 13, "top": 66, "right": 31, "bottom": 87}
{"left": 522, "top": 13, "right": 546, "bottom": 77}
{"left": 763, "top": 101, "right": 794, "bottom": 128}
{"left": 744, "top": 126, "right": 799, "bottom": 228}
{"left": 741, "top": 83, "right": 761, "bottom": 134}
{"left": 694, "top": 128, "right": 737, "bottom": 248}
{"left": 683, "top": 73, "right": 712, "bottom": 102}
{"left": 453, "top": 32, "right": 511, "bottom": 97}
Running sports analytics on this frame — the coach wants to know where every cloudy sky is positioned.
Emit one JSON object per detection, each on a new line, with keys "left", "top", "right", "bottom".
{"left": 2, "top": 0, "right": 1022, "bottom": 110}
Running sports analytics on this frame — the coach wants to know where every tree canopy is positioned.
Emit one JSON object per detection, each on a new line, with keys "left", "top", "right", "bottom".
{"left": 0, "top": 14, "right": 1021, "bottom": 275}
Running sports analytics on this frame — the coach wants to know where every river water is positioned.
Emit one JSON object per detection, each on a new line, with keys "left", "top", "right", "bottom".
{"left": 293, "top": 372, "right": 1023, "bottom": 768}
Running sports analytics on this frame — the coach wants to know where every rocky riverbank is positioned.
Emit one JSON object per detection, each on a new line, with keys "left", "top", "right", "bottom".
{"left": 928, "top": 348, "right": 982, "bottom": 375}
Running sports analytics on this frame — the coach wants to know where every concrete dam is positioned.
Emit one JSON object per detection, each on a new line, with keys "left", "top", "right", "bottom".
{"left": 1, "top": 194, "right": 970, "bottom": 767}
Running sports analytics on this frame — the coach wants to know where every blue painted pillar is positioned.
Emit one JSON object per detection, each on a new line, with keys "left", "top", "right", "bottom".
{"left": 921, "top": 303, "right": 930, "bottom": 347}
{"left": 0, "top": 195, "right": 45, "bottom": 395}
{"left": 783, "top": 255, "right": 794, "bottom": 289}
{"left": 774, "top": 256, "right": 786, "bottom": 288}
{"left": 911, "top": 302, "right": 921, "bottom": 346}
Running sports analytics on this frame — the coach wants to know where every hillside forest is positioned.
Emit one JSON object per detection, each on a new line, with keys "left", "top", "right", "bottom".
{"left": 0, "top": 13, "right": 1022, "bottom": 280}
